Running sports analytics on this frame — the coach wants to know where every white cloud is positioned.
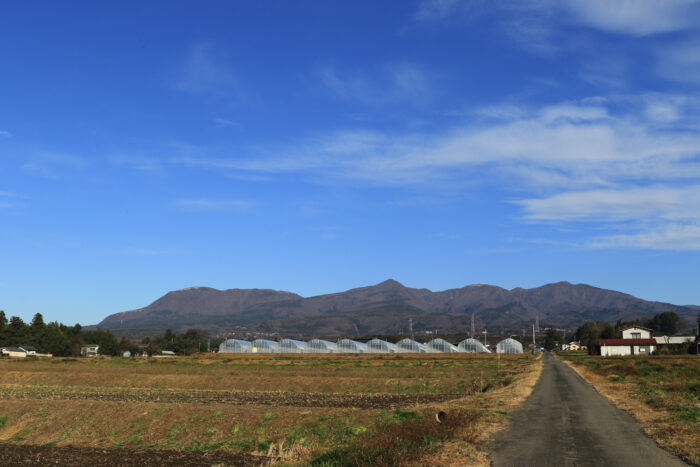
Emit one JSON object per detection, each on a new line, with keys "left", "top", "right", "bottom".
{"left": 177, "top": 198, "right": 253, "bottom": 211}
{"left": 175, "top": 44, "right": 243, "bottom": 100}
{"left": 171, "top": 96, "right": 700, "bottom": 250}
{"left": 0, "top": 131, "right": 11, "bottom": 138}
{"left": 591, "top": 223, "right": 700, "bottom": 250}
{"left": 517, "top": 185, "right": 700, "bottom": 222}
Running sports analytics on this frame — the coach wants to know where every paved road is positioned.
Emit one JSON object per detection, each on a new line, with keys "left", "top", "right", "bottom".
{"left": 490, "top": 352, "right": 688, "bottom": 467}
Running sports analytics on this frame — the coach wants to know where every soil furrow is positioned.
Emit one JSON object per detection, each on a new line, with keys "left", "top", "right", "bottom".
{"left": 0, "top": 385, "right": 462, "bottom": 409}
{"left": 0, "top": 444, "right": 275, "bottom": 466}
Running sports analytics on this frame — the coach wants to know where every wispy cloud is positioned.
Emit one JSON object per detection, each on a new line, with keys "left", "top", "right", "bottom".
{"left": 23, "top": 153, "right": 88, "bottom": 178}
{"left": 517, "top": 186, "right": 700, "bottom": 222}
{"left": 175, "top": 43, "right": 243, "bottom": 100}
{"left": 415, "top": 0, "right": 700, "bottom": 36}
{"left": 213, "top": 117, "right": 237, "bottom": 128}
{"left": 414, "top": 0, "right": 461, "bottom": 21}
{"left": 655, "top": 36, "right": 700, "bottom": 85}
{"left": 0, "top": 191, "right": 19, "bottom": 209}
{"left": 177, "top": 198, "right": 253, "bottom": 211}
{"left": 117, "top": 247, "right": 183, "bottom": 256}
{"left": 109, "top": 155, "right": 164, "bottom": 172}
{"left": 0, "top": 130, "right": 11, "bottom": 138}
{"left": 170, "top": 95, "right": 700, "bottom": 249}
{"left": 563, "top": 0, "right": 700, "bottom": 36}
{"left": 318, "top": 63, "right": 435, "bottom": 106}
{"left": 591, "top": 224, "right": 700, "bottom": 251}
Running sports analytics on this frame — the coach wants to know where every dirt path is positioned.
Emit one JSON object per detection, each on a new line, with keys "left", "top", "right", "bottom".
{"left": 489, "top": 352, "right": 688, "bottom": 467}
{"left": 0, "top": 444, "right": 273, "bottom": 466}
{"left": 0, "top": 385, "right": 461, "bottom": 409}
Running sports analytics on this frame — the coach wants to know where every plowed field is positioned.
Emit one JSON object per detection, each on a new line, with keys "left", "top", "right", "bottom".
{"left": 0, "top": 385, "right": 462, "bottom": 408}
{"left": 0, "top": 444, "right": 273, "bottom": 466}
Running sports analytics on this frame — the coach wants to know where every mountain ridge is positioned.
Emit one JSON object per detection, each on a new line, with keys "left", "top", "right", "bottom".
{"left": 93, "top": 280, "right": 698, "bottom": 338}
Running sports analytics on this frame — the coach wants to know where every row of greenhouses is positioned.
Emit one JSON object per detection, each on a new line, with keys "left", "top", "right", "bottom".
{"left": 219, "top": 337, "right": 524, "bottom": 354}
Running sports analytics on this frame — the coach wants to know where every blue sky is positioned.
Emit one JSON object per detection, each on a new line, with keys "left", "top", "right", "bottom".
{"left": 2, "top": 1, "right": 700, "bottom": 325}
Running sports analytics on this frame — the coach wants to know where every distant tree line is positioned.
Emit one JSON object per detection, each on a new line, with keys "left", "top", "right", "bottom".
{"left": 0, "top": 310, "right": 119, "bottom": 356}
{"left": 134, "top": 329, "right": 223, "bottom": 356}
{"left": 0, "top": 310, "right": 222, "bottom": 357}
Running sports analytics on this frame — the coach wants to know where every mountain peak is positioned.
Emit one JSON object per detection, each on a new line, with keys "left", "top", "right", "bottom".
{"left": 376, "top": 279, "right": 405, "bottom": 288}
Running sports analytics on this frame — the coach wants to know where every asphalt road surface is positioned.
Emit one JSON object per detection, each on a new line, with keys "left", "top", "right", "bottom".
{"left": 490, "top": 352, "right": 688, "bottom": 467}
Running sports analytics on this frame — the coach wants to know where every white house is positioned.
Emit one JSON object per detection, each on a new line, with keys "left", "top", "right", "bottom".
{"left": 80, "top": 345, "right": 100, "bottom": 357}
{"left": 1, "top": 347, "right": 27, "bottom": 358}
{"left": 18, "top": 346, "right": 37, "bottom": 356}
{"left": 599, "top": 326, "right": 658, "bottom": 356}
{"left": 621, "top": 326, "right": 652, "bottom": 339}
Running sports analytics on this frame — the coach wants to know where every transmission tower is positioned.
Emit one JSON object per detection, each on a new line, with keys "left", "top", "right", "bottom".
{"left": 470, "top": 313, "right": 475, "bottom": 337}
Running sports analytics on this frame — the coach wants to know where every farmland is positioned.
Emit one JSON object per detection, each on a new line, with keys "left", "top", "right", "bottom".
{"left": 559, "top": 353, "right": 700, "bottom": 465}
{"left": 0, "top": 353, "right": 541, "bottom": 465}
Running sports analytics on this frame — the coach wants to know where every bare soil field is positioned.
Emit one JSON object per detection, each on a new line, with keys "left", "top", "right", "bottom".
{"left": 0, "top": 385, "right": 462, "bottom": 408}
{"left": 0, "top": 353, "right": 539, "bottom": 465}
{"left": 559, "top": 353, "right": 700, "bottom": 465}
{"left": 0, "top": 444, "right": 273, "bottom": 467}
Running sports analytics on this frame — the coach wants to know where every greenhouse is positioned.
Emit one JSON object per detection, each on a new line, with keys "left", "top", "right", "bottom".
{"left": 458, "top": 338, "right": 490, "bottom": 353}
{"left": 278, "top": 339, "right": 308, "bottom": 353}
{"left": 426, "top": 338, "right": 459, "bottom": 353}
{"left": 396, "top": 338, "right": 427, "bottom": 353}
{"left": 365, "top": 338, "right": 397, "bottom": 353}
{"left": 218, "top": 339, "right": 253, "bottom": 353}
{"left": 336, "top": 339, "right": 367, "bottom": 353}
{"left": 497, "top": 338, "right": 524, "bottom": 354}
{"left": 251, "top": 339, "right": 279, "bottom": 353}
{"left": 306, "top": 339, "right": 338, "bottom": 353}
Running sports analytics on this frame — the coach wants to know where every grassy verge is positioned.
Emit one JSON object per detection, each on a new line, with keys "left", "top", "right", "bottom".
{"left": 558, "top": 353, "right": 699, "bottom": 465}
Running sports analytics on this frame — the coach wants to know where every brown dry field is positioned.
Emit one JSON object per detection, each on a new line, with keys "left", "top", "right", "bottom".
{"left": 559, "top": 353, "right": 700, "bottom": 465}
{"left": 0, "top": 353, "right": 541, "bottom": 465}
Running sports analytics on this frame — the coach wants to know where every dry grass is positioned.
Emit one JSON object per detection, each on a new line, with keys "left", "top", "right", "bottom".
{"left": 420, "top": 353, "right": 544, "bottom": 467}
{"left": 559, "top": 354, "right": 699, "bottom": 465}
{"left": 0, "top": 353, "right": 531, "bottom": 395}
{"left": 0, "top": 353, "right": 540, "bottom": 465}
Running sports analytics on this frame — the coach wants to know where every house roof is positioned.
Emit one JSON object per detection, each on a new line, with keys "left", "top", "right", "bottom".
{"left": 1, "top": 347, "right": 25, "bottom": 352}
{"left": 599, "top": 339, "right": 657, "bottom": 346}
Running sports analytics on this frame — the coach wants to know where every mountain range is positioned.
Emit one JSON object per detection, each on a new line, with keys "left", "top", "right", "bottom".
{"left": 93, "top": 280, "right": 699, "bottom": 338}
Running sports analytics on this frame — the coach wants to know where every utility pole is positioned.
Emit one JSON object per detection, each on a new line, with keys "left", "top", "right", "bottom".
{"left": 532, "top": 323, "right": 536, "bottom": 352}
{"left": 409, "top": 317, "right": 414, "bottom": 341}
{"left": 535, "top": 313, "right": 539, "bottom": 333}
{"left": 471, "top": 313, "right": 475, "bottom": 338}
{"left": 482, "top": 329, "right": 487, "bottom": 347}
